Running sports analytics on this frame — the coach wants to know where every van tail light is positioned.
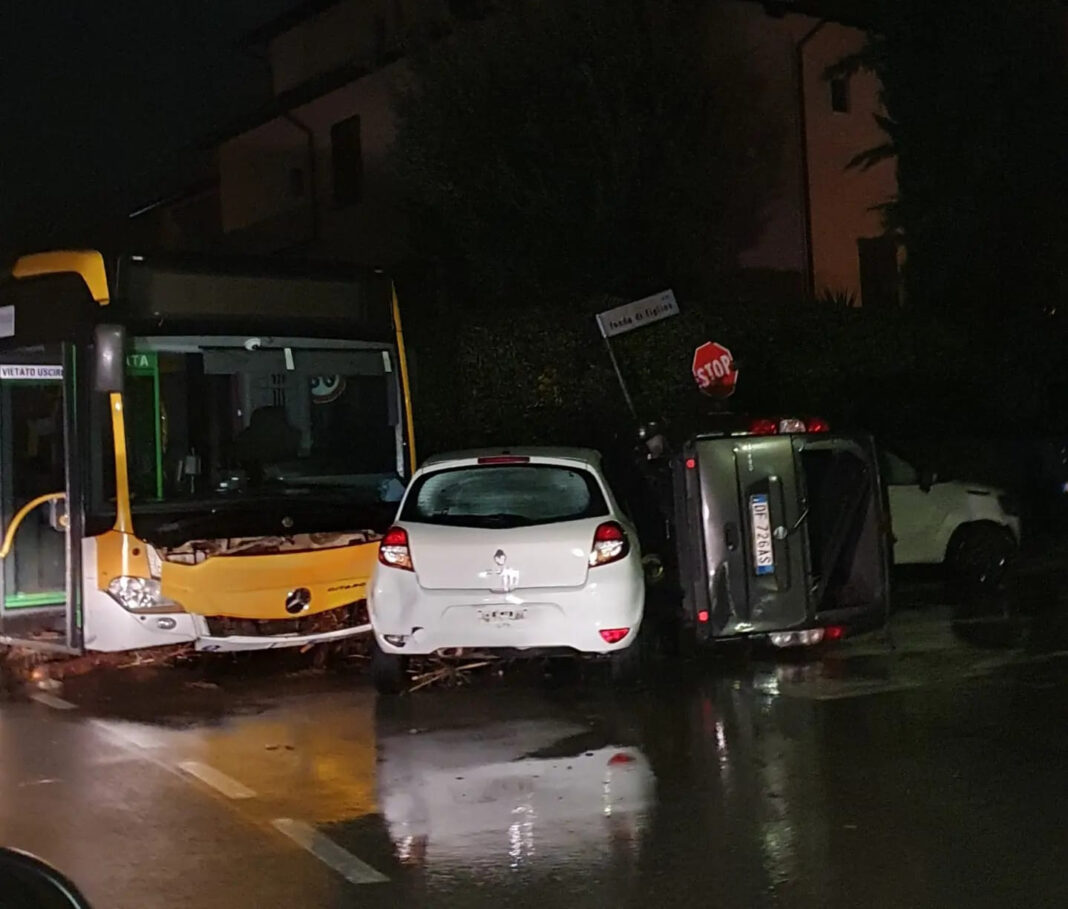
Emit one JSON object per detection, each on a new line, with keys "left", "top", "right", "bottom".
{"left": 378, "top": 526, "right": 414, "bottom": 571}
{"left": 589, "top": 521, "right": 630, "bottom": 567}
{"left": 748, "top": 417, "right": 829, "bottom": 435}
{"left": 768, "top": 625, "right": 846, "bottom": 648}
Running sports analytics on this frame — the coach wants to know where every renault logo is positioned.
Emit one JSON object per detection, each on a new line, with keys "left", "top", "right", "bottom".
{"left": 494, "top": 549, "right": 507, "bottom": 565}
{"left": 285, "top": 587, "right": 312, "bottom": 615}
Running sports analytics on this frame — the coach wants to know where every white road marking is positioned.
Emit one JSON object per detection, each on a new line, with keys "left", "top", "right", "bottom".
{"left": 90, "top": 719, "right": 163, "bottom": 750}
{"left": 29, "top": 692, "right": 77, "bottom": 710}
{"left": 177, "top": 761, "right": 256, "bottom": 799}
{"left": 272, "top": 818, "right": 389, "bottom": 885}
{"left": 966, "top": 648, "right": 1068, "bottom": 676}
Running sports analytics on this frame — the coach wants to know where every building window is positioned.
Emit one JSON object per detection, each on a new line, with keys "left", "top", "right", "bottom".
{"left": 331, "top": 115, "right": 363, "bottom": 206}
{"left": 289, "top": 167, "right": 305, "bottom": 198}
{"left": 830, "top": 76, "right": 850, "bottom": 114}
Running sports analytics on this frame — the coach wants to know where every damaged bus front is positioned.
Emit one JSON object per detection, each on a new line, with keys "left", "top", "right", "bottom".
{"left": 0, "top": 251, "right": 415, "bottom": 654}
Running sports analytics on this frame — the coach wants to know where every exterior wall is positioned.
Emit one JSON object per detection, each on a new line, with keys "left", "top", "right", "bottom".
{"left": 798, "top": 20, "right": 897, "bottom": 304}
{"left": 730, "top": 2, "right": 807, "bottom": 283}
{"left": 210, "top": 1, "right": 899, "bottom": 293}
{"left": 268, "top": 0, "right": 450, "bottom": 94}
{"left": 220, "top": 117, "right": 310, "bottom": 236}
{"left": 218, "top": 60, "right": 406, "bottom": 263}
{"left": 730, "top": 3, "right": 898, "bottom": 305}
{"left": 127, "top": 171, "right": 222, "bottom": 253}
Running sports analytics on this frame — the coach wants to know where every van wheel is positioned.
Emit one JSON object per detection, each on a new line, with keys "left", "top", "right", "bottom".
{"left": 371, "top": 642, "right": 407, "bottom": 695}
{"left": 946, "top": 523, "right": 1016, "bottom": 589}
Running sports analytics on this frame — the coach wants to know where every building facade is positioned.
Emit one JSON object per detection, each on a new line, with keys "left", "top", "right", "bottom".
{"left": 131, "top": 0, "right": 899, "bottom": 305}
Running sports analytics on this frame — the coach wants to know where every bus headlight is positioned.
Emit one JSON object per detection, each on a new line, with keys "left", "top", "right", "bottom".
{"left": 107, "top": 576, "right": 185, "bottom": 613}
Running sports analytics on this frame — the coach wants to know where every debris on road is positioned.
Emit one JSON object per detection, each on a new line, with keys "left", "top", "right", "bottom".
{"left": 1, "top": 643, "right": 195, "bottom": 693}
{"left": 407, "top": 655, "right": 500, "bottom": 692}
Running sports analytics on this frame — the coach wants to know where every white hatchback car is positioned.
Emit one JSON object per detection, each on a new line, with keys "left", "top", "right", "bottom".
{"left": 368, "top": 448, "right": 644, "bottom": 692}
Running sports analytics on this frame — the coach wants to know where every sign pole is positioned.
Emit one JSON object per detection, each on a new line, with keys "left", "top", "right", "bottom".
{"left": 594, "top": 289, "right": 680, "bottom": 423}
{"left": 599, "top": 330, "right": 639, "bottom": 422}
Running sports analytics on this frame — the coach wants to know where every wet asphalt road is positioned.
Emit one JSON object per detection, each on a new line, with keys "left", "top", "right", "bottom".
{"left": 2, "top": 573, "right": 1068, "bottom": 908}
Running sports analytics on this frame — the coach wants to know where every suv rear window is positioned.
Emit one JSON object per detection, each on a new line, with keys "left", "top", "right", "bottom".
{"left": 401, "top": 464, "right": 609, "bottom": 528}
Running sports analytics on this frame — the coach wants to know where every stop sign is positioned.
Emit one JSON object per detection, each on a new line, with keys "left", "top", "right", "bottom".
{"left": 692, "top": 341, "right": 738, "bottom": 398}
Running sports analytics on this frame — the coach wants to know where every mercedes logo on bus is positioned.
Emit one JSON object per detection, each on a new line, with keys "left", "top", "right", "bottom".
{"left": 285, "top": 587, "right": 312, "bottom": 615}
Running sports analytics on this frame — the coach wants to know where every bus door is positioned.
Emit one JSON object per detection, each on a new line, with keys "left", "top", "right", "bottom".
{"left": 0, "top": 345, "right": 82, "bottom": 652}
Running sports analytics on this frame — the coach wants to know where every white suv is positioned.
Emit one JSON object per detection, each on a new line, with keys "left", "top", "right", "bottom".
{"left": 881, "top": 449, "right": 1020, "bottom": 581}
{"left": 368, "top": 448, "right": 645, "bottom": 693}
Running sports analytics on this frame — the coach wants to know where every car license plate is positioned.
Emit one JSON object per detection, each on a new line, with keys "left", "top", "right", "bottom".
{"left": 479, "top": 607, "right": 526, "bottom": 623}
{"left": 749, "top": 494, "right": 774, "bottom": 576}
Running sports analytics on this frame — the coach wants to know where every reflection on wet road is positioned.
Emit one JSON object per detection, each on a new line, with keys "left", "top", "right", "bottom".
{"left": 2, "top": 584, "right": 1068, "bottom": 908}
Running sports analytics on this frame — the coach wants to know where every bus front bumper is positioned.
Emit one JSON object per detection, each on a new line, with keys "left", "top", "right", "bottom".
{"left": 193, "top": 618, "right": 372, "bottom": 652}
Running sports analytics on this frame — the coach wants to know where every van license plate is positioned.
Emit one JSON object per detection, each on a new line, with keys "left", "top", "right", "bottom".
{"left": 749, "top": 494, "right": 775, "bottom": 576}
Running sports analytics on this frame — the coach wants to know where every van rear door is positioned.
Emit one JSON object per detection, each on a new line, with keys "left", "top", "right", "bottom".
{"left": 798, "top": 434, "right": 890, "bottom": 632}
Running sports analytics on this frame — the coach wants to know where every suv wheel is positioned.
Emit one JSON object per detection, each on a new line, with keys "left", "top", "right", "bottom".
{"left": 946, "top": 522, "right": 1016, "bottom": 589}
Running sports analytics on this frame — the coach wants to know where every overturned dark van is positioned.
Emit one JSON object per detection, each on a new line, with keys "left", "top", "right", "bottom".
{"left": 636, "top": 416, "right": 891, "bottom": 650}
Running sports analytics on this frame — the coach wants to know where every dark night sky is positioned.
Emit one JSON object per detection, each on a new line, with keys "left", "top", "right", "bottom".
{"left": 0, "top": 2, "right": 299, "bottom": 254}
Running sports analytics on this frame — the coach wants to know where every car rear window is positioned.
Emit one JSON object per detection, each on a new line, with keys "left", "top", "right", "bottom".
{"left": 401, "top": 464, "right": 609, "bottom": 528}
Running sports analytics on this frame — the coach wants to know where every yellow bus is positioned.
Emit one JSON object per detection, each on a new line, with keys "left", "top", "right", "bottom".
{"left": 0, "top": 250, "right": 415, "bottom": 655}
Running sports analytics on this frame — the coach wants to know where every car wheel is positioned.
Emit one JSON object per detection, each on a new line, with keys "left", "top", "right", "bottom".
{"left": 371, "top": 641, "right": 407, "bottom": 695}
{"left": 946, "top": 522, "right": 1017, "bottom": 589}
{"left": 608, "top": 629, "right": 647, "bottom": 686}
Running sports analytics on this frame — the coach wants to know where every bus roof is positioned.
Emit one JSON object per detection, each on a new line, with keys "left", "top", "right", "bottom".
{"left": 1, "top": 250, "right": 397, "bottom": 343}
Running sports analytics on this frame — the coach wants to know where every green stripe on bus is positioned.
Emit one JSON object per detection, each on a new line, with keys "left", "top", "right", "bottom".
{"left": 4, "top": 591, "right": 65, "bottom": 609}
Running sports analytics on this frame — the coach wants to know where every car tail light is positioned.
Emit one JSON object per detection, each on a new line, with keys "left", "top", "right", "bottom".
{"left": 378, "top": 526, "right": 414, "bottom": 571}
{"left": 748, "top": 418, "right": 778, "bottom": 436}
{"left": 600, "top": 627, "right": 630, "bottom": 644}
{"left": 590, "top": 521, "right": 629, "bottom": 567}
{"left": 806, "top": 417, "right": 830, "bottom": 433}
{"left": 698, "top": 610, "right": 710, "bottom": 623}
{"left": 778, "top": 418, "right": 807, "bottom": 433}
{"left": 823, "top": 624, "right": 845, "bottom": 642}
{"left": 608, "top": 752, "right": 636, "bottom": 765}
{"left": 477, "top": 455, "right": 530, "bottom": 465}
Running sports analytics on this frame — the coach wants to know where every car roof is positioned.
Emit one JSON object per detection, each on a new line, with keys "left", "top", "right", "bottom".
{"left": 419, "top": 447, "right": 603, "bottom": 471}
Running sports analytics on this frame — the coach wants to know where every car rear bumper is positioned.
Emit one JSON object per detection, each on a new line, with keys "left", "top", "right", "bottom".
{"left": 370, "top": 560, "right": 644, "bottom": 656}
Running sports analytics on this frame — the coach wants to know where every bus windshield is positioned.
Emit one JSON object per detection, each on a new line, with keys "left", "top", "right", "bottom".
{"left": 99, "top": 336, "right": 406, "bottom": 510}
